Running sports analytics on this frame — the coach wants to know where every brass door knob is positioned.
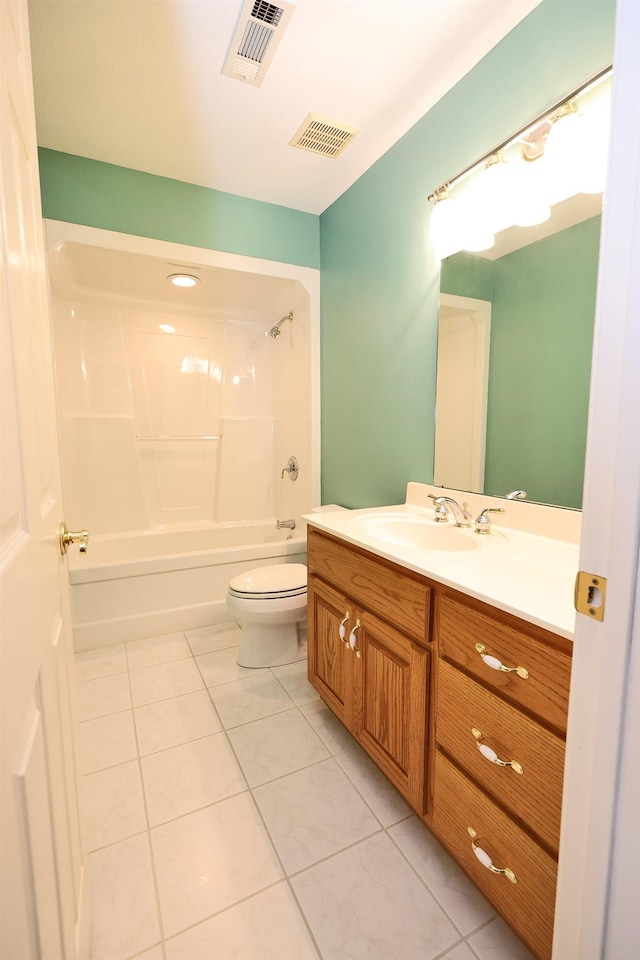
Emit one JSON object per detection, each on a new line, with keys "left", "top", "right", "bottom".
{"left": 59, "top": 523, "right": 89, "bottom": 555}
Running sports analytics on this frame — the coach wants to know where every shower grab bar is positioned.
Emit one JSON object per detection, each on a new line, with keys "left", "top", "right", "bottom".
{"left": 136, "top": 434, "right": 221, "bottom": 441}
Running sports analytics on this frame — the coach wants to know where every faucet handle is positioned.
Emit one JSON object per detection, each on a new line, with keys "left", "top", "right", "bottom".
{"left": 475, "top": 507, "right": 505, "bottom": 535}
{"left": 280, "top": 456, "right": 299, "bottom": 481}
{"left": 428, "top": 494, "right": 449, "bottom": 523}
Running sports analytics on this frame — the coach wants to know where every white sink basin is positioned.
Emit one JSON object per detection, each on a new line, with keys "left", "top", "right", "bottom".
{"left": 348, "top": 512, "right": 479, "bottom": 552}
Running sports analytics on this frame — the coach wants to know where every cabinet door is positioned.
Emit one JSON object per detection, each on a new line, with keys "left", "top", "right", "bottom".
{"left": 354, "top": 609, "right": 429, "bottom": 812}
{"left": 308, "top": 575, "right": 355, "bottom": 730}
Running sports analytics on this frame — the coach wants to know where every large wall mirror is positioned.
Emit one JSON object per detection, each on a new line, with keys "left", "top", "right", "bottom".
{"left": 431, "top": 72, "right": 610, "bottom": 509}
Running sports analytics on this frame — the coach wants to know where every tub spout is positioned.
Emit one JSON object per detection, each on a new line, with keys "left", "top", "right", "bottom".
{"left": 277, "top": 519, "right": 296, "bottom": 530}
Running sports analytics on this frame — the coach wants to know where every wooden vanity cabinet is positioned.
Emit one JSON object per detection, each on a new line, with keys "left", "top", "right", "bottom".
{"left": 307, "top": 528, "right": 431, "bottom": 812}
{"left": 306, "top": 526, "right": 573, "bottom": 960}
{"left": 432, "top": 591, "right": 573, "bottom": 960}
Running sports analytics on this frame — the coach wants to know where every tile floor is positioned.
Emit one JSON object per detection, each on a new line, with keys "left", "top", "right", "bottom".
{"left": 74, "top": 623, "right": 537, "bottom": 960}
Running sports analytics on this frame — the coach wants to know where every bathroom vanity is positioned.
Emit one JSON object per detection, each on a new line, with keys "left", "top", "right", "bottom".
{"left": 305, "top": 485, "right": 578, "bottom": 960}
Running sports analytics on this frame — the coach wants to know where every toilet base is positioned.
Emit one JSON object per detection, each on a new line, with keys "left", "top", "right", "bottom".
{"left": 236, "top": 620, "right": 307, "bottom": 669}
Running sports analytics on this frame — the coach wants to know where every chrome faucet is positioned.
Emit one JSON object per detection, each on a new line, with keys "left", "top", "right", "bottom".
{"left": 280, "top": 456, "right": 299, "bottom": 481}
{"left": 431, "top": 496, "right": 473, "bottom": 528}
{"left": 276, "top": 518, "right": 296, "bottom": 530}
{"left": 505, "top": 490, "right": 527, "bottom": 500}
{"left": 475, "top": 506, "right": 505, "bottom": 534}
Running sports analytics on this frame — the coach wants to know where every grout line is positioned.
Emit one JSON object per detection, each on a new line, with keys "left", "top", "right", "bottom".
{"left": 159, "top": 879, "right": 305, "bottom": 953}
{"left": 431, "top": 936, "right": 467, "bottom": 959}
{"left": 126, "top": 637, "right": 169, "bottom": 956}
{"left": 384, "top": 819, "right": 497, "bottom": 942}
{"left": 285, "top": 878, "right": 325, "bottom": 959}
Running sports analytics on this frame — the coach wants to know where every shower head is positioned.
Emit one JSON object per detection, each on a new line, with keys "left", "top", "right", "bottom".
{"left": 268, "top": 311, "right": 293, "bottom": 339}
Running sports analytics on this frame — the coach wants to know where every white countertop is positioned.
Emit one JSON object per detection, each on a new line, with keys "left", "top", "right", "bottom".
{"left": 303, "top": 501, "right": 579, "bottom": 640}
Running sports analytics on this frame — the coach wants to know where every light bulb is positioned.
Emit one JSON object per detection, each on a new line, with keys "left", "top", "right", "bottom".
{"left": 511, "top": 158, "right": 551, "bottom": 227}
{"left": 167, "top": 273, "right": 199, "bottom": 287}
{"left": 430, "top": 194, "right": 464, "bottom": 260}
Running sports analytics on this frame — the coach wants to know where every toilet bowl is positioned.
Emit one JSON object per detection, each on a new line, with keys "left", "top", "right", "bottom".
{"left": 226, "top": 563, "right": 308, "bottom": 668}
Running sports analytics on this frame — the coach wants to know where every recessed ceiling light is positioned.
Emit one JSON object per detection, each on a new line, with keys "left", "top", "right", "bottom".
{"left": 167, "top": 273, "right": 199, "bottom": 287}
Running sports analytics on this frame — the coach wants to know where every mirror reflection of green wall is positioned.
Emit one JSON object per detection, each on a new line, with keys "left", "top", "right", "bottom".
{"left": 439, "top": 213, "right": 601, "bottom": 508}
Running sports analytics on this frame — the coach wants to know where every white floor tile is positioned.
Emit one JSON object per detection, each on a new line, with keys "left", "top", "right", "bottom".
{"left": 130, "top": 658, "right": 204, "bottom": 707}
{"left": 134, "top": 690, "right": 222, "bottom": 756}
{"left": 300, "top": 700, "right": 357, "bottom": 756}
{"left": 227, "top": 709, "right": 329, "bottom": 787}
{"left": 89, "top": 833, "right": 160, "bottom": 960}
{"left": 75, "top": 644, "right": 127, "bottom": 682}
{"left": 126, "top": 632, "right": 191, "bottom": 669}
{"left": 78, "top": 710, "right": 137, "bottom": 774}
{"left": 196, "top": 646, "right": 253, "bottom": 687}
{"left": 83, "top": 760, "right": 147, "bottom": 851}
{"left": 292, "top": 832, "right": 459, "bottom": 960}
{"left": 337, "top": 747, "right": 412, "bottom": 827}
{"left": 389, "top": 817, "right": 496, "bottom": 936}
{"left": 76, "top": 673, "right": 131, "bottom": 721}
{"left": 468, "top": 917, "right": 536, "bottom": 960}
{"left": 151, "top": 793, "right": 283, "bottom": 937}
{"left": 254, "top": 757, "right": 381, "bottom": 874}
{"left": 141, "top": 732, "right": 247, "bottom": 826}
{"left": 271, "top": 660, "right": 319, "bottom": 705}
{"left": 164, "top": 882, "right": 319, "bottom": 960}
{"left": 186, "top": 622, "right": 241, "bottom": 656}
{"left": 210, "top": 670, "right": 295, "bottom": 728}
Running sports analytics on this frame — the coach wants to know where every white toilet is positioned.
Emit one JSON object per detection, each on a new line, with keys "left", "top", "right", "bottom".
{"left": 226, "top": 563, "right": 308, "bottom": 668}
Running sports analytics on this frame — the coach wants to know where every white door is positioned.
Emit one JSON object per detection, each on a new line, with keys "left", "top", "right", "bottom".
{"left": 0, "top": 2, "right": 88, "bottom": 958}
{"left": 553, "top": 1, "right": 640, "bottom": 956}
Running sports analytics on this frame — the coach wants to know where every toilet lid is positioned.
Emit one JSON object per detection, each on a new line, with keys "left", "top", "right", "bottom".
{"left": 229, "top": 563, "right": 307, "bottom": 598}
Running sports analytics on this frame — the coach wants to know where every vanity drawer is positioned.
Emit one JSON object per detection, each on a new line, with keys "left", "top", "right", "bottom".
{"left": 438, "top": 594, "right": 571, "bottom": 732}
{"left": 433, "top": 751, "right": 557, "bottom": 960}
{"left": 436, "top": 660, "right": 565, "bottom": 853}
{"left": 307, "top": 528, "right": 430, "bottom": 644}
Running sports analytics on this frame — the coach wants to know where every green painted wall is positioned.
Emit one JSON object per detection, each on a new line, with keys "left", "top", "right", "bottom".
{"left": 440, "top": 252, "right": 494, "bottom": 302}
{"left": 38, "top": 148, "right": 320, "bottom": 269}
{"left": 485, "top": 216, "right": 600, "bottom": 508}
{"left": 319, "top": 0, "right": 615, "bottom": 508}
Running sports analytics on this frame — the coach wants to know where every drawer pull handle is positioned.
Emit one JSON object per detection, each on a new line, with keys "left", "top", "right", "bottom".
{"left": 339, "top": 613, "right": 350, "bottom": 644}
{"left": 471, "top": 728, "right": 524, "bottom": 775}
{"left": 348, "top": 619, "right": 361, "bottom": 658}
{"left": 467, "top": 827, "right": 517, "bottom": 884}
{"left": 475, "top": 643, "right": 529, "bottom": 680}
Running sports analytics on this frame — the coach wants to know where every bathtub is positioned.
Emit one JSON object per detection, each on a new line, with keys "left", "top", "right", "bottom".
{"left": 68, "top": 521, "right": 307, "bottom": 651}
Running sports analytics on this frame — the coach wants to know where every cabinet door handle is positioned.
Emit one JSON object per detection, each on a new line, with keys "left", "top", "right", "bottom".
{"left": 475, "top": 643, "right": 529, "bottom": 680}
{"left": 348, "top": 619, "right": 361, "bottom": 658}
{"left": 471, "top": 728, "right": 524, "bottom": 775}
{"left": 467, "top": 827, "right": 517, "bottom": 884}
{"left": 339, "top": 613, "right": 350, "bottom": 644}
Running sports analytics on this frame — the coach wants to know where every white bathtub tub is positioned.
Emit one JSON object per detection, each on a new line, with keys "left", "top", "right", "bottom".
{"left": 68, "top": 521, "right": 307, "bottom": 651}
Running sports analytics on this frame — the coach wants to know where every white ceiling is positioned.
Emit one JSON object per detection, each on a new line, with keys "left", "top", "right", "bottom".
{"left": 28, "top": 0, "right": 540, "bottom": 216}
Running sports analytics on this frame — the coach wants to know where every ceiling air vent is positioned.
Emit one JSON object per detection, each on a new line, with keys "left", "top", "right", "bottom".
{"left": 222, "top": 0, "right": 294, "bottom": 87}
{"left": 289, "top": 113, "right": 360, "bottom": 159}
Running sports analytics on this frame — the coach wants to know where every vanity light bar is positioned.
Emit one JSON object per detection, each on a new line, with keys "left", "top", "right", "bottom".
{"left": 427, "top": 63, "right": 612, "bottom": 202}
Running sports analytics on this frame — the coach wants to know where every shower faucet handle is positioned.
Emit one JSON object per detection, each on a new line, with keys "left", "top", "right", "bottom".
{"left": 281, "top": 456, "right": 299, "bottom": 481}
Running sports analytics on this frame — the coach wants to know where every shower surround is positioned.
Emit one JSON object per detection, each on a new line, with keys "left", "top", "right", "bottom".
{"left": 46, "top": 223, "right": 319, "bottom": 649}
